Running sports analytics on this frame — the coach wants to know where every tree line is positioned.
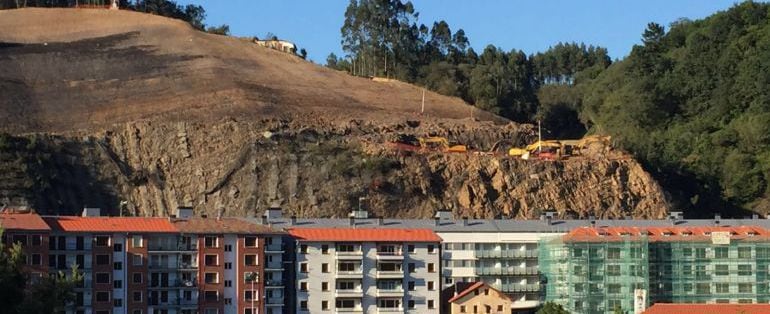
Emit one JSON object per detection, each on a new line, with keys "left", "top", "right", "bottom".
{"left": 326, "top": 0, "right": 611, "bottom": 125}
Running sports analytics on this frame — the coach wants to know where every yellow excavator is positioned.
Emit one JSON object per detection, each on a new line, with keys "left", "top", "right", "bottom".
{"left": 419, "top": 137, "right": 468, "bottom": 153}
{"left": 508, "top": 135, "right": 611, "bottom": 159}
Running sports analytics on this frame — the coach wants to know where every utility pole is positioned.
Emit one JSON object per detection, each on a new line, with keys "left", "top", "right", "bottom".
{"left": 421, "top": 89, "right": 425, "bottom": 114}
{"left": 538, "top": 119, "right": 542, "bottom": 153}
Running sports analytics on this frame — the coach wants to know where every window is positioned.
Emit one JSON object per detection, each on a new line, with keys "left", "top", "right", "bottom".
{"left": 739, "top": 264, "right": 753, "bottom": 276}
{"left": 715, "top": 247, "right": 729, "bottom": 258}
{"left": 113, "top": 243, "right": 123, "bottom": 252}
{"left": 428, "top": 263, "right": 435, "bottom": 272}
{"left": 408, "top": 263, "right": 415, "bottom": 273}
{"left": 244, "top": 254, "right": 257, "bottom": 266}
{"left": 96, "top": 291, "right": 110, "bottom": 302}
{"left": 244, "top": 290, "right": 257, "bottom": 301}
{"left": 696, "top": 248, "right": 707, "bottom": 258}
{"left": 738, "top": 247, "right": 752, "bottom": 258}
{"left": 337, "top": 244, "right": 357, "bottom": 253}
{"left": 133, "top": 291, "right": 142, "bottom": 302}
{"left": 133, "top": 311, "right": 142, "bottom": 314}
{"left": 300, "top": 300, "right": 308, "bottom": 311}
{"left": 427, "top": 300, "right": 434, "bottom": 309}
{"left": 30, "top": 235, "right": 42, "bottom": 246}
{"left": 428, "top": 281, "right": 434, "bottom": 290}
{"left": 607, "top": 265, "right": 621, "bottom": 276}
{"left": 31, "top": 254, "right": 41, "bottom": 266}
{"left": 460, "top": 306, "right": 466, "bottom": 313}
{"left": 738, "top": 299, "right": 754, "bottom": 304}
{"left": 205, "top": 272, "right": 219, "bottom": 284}
{"left": 607, "top": 248, "right": 621, "bottom": 259}
{"left": 300, "top": 244, "right": 308, "bottom": 254}
{"left": 114, "top": 280, "right": 122, "bottom": 289}
{"left": 322, "top": 300, "right": 329, "bottom": 310}
{"left": 300, "top": 282, "right": 308, "bottom": 291}
{"left": 114, "top": 262, "right": 123, "bottom": 270}
{"left": 204, "top": 290, "right": 218, "bottom": 302}
{"left": 322, "top": 263, "right": 329, "bottom": 273}
{"left": 114, "top": 298, "right": 123, "bottom": 307}
{"left": 338, "top": 262, "right": 357, "bottom": 272}
{"left": 225, "top": 262, "right": 232, "bottom": 269}
{"left": 95, "top": 236, "right": 110, "bottom": 247}
{"left": 224, "top": 244, "right": 232, "bottom": 252}
{"left": 408, "top": 281, "right": 415, "bottom": 291}
{"left": 428, "top": 244, "right": 436, "bottom": 253}
{"left": 132, "top": 235, "right": 143, "bottom": 248}
{"left": 322, "top": 282, "right": 329, "bottom": 291}
{"left": 205, "top": 236, "right": 218, "bottom": 248}
{"left": 245, "top": 237, "right": 257, "bottom": 247}
{"left": 133, "top": 273, "right": 143, "bottom": 283}
{"left": 300, "top": 263, "right": 308, "bottom": 273}
{"left": 715, "top": 264, "right": 729, "bottom": 276}
{"left": 205, "top": 309, "right": 218, "bottom": 314}
{"left": 12, "top": 235, "right": 27, "bottom": 246}
{"left": 321, "top": 245, "right": 329, "bottom": 254}
{"left": 96, "top": 254, "right": 110, "bottom": 265}
{"left": 608, "top": 284, "right": 621, "bottom": 294}
{"left": 716, "top": 283, "right": 730, "bottom": 293}
{"left": 224, "top": 280, "right": 232, "bottom": 287}
{"left": 407, "top": 245, "right": 415, "bottom": 253}
{"left": 205, "top": 254, "right": 218, "bottom": 266}
{"left": 408, "top": 300, "right": 415, "bottom": 309}
{"left": 96, "top": 273, "right": 110, "bottom": 284}
{"left": 132, "top": 253, "right": 143, "bottom": 266}
{"left": 739, "top": 283, "right": 753, "bottom": 293}
{"left": 696, "top": 283, "right": 710, "bottom": 294}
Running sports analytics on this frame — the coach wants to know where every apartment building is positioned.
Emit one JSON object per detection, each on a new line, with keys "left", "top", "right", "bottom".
{"left": 282, "top": 213, "right": 442, "bottom": 314}
{"left": 0, "top": 209, "right": 51, "bottom": 278}
{"left": 539, "top": 219, "right": 770, "bottom": 314}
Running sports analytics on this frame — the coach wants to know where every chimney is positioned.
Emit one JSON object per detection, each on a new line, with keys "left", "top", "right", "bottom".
{"left": 290, "top": 215, "right": 297, "bottom": 226}
{"left": 81, "top": 207, "right": 101, "bottom": 217}
{"left": 175, "top": 207, "right": 193, "bottom": 219}
{"left": 434, "top": 217, "right": 441, "bottom": 227}
{"left": 434, "top": 209, "right": 453, "bottom": 220}
{"left": 546, "top": 216, "right": 552, "bottom": 226}
{"left": 349, "top": 215, "right": 355, "bottom": 226}
{"left": 715, "top": 213, "right": 721, "bottom": 226}
{"left": 266, "top": 206, "right": 283, "bottom": 220}
{"left": 753, "top": 214, "right": 759, "bottom": 220}
{"left": 260, "top": 215, "right": 268, "bottom": 225}
{"left": 378, "top": 216, "right": 384, "bottom": 226}
{"left": 462, "top": 217, "right": 469, "bottom": 226}
{"left": 590, "top": 215, "right": 596, "bottom": 228}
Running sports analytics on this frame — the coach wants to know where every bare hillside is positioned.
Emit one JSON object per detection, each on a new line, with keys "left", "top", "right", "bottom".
{"left": 0, "top": 8, "right": 503, "bottom": 133}
{"left": 0, "top": 8, "right": 670, "bottom": 219}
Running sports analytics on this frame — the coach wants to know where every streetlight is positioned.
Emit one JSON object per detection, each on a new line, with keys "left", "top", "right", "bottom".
{"left": 246, "top": 272, "right": 258, "bottom": 314}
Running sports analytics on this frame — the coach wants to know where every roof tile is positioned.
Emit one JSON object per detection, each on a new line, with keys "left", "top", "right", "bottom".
{"left": 0, "top": 212, "right": 50, "bottom": 231}
{"left": 43, "top": 216, "right": 177, "bottom": 233}
{"left": 288, "top": 228, "right": 441, "bottom": 242}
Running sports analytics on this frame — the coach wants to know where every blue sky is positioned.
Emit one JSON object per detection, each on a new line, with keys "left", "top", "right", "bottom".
{"left": 177, "top": 0, "right": 740, "bottom": 63}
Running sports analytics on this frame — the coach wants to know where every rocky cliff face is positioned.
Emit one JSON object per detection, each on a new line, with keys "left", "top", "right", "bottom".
{"left": 0, "top": 118, "right": 669, "bottom": 219}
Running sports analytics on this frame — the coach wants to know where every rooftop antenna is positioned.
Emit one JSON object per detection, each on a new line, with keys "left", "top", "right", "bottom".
{"left": 538, "top": 119, "right": 542, "bottom": 153}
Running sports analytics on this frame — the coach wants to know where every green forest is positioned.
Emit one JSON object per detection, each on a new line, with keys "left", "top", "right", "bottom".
{"left": 327, "top": 0, "right": 770, "bottom": 216}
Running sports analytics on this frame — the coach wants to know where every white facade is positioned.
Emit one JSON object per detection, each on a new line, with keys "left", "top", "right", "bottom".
{"left": 438, "top": 232, "right": 564, "bottom": 310}
{"left": 295, "top": 240, "right": 441, "bottom": 313}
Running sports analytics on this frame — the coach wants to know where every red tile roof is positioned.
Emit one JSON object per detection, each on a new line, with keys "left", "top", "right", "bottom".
{"left": 0, "top": 212, "right": 50, "bottom": 231}
{"left": 564, "top": 226, "right": 770, "bottom": 242}
{"left": 43, "top": 216, "right": 177, "bottom": 233}
{"left": 643, "top": 303, "right": 770, "bottom": 314}
{"left": 288, "top": 228, "right": 441, "bottom": 242}
{"left": 448, "top": 281, "right": 512, "bottom": 303}
{"left": 172, "top": 218, "right": 282, "bottom": 234}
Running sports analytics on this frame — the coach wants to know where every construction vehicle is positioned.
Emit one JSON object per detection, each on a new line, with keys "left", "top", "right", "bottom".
{"left": 559, "top": 135, "right": 611, "bottom": 156}
{"left": 418, "top": 137, "right": 468, "bottom": 153}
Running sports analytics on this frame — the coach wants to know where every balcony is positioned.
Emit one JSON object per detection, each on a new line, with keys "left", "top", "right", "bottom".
{"left": 336, "top": 250, "right": 364, "bottom": 259}
{"left": 376, "top": 287, "right": 404, "bottom": 297}
{"left": 376, "top": 270, "right": 404, "bottom": 278}
{"left": 265, "top": 297, "right": 284, "bottom": 306}
{"left": 264, "top": 261, "right": 284, "bottom": 271}
{"left": 265, "top": 279, "right": 284, "bottom": 287}
{"left": 376, "top": 251, "right": 404, "bottom": 260}
{"left": 476, "top": 266, "right": 538, "bottom": 276}
{"left": 147, "top": 244, "right": 197, "bottom": 253}
{"left": 265, "top": 244, "right": 284, "bottom": 254}
{"left": 149, "top": 280, "right": 197, "bottom": 289}
{"left": 501, "top": 283, "right": 541, "bottom": 293}
{"left": 335, "top": 307, "right": 364, "bottom": 313}
{"left": 336, "top": 270, "right": 364, "bottom": 279}
{"left": 377, "top": 308, "right": 404, "bottom": 313}
{"left": 475, "top": 250, "right": 538, "bottom": 259}
{"left": 335, "top": 289, "right": 364, "bottom": 297}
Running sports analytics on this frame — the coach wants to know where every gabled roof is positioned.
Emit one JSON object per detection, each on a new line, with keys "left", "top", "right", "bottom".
{"left": 43, "top": 216, "right": 177, "bottom": 233}
{"left": 288, "top": 228, "right": 440, "bottom": 242}
{"left": 0, "top": 212, "right": 50, "bottom": 231}
{"left": 172, "top": 218, "right": 282, "bottom": 234}
{"left": 448, "top": 281, "right": 513, "bottom": 303}
{"left": 643, "top": 303, "right": 770, "bottom": 314}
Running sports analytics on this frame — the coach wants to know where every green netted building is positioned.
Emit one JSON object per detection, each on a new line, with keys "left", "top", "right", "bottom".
{"left": 539, "top": 225, "right": 770, "bottom": 314}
